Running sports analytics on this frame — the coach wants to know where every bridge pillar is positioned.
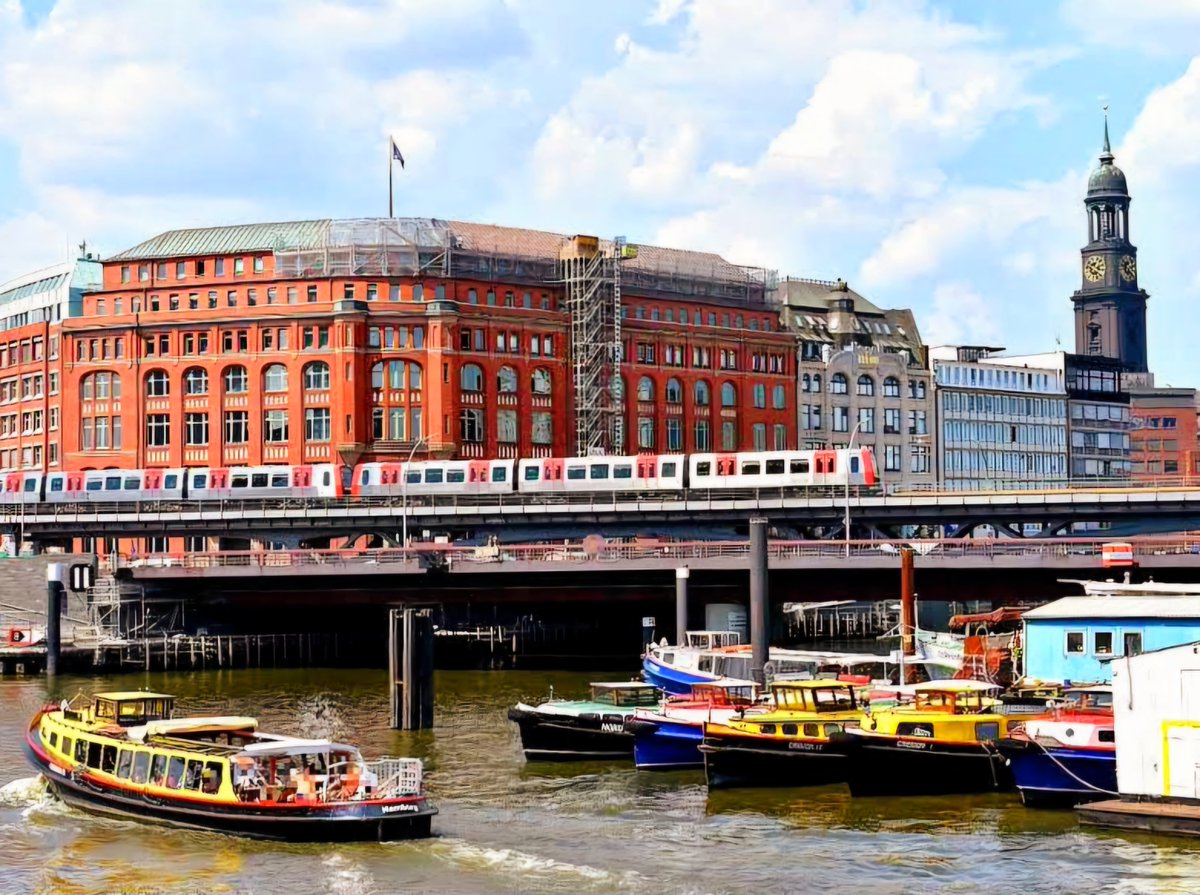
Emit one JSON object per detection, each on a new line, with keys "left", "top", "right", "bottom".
{"left": 45, "top": 562, "right": 65, "bottom": 677}
{"left": 749, "top": 518, "right": 769, "bottom": 685}
{"left": 675, "top": 567, "right": 689, "bottom": 646}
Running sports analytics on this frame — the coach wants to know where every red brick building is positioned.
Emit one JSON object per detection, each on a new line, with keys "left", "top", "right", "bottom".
{"left": 1129, "top": 385, "right": 1198, "bottom": 481}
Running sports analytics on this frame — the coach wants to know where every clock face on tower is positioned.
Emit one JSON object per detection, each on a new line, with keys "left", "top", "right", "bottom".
{"left": 1120, "top": 255, "right": 1137, "bottom": 282}
{"left": 1084, "top": 254, "right": 1107, "bottom": 282}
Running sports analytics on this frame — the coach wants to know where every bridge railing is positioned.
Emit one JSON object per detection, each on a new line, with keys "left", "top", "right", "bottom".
{"left": 113, "top": 535, "right": 1200, "bottom": 572}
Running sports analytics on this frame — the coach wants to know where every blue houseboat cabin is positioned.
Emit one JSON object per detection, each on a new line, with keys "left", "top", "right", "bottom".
{"left": 1022, "top": 596, "right": 1200, "bottom": 684}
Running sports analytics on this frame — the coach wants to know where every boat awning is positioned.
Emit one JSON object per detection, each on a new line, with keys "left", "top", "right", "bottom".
{"left": 237, "top": 736, "right": 359, "bottom": 758}
{"left": 914, "top": 679, "right": 1001, "bottom": 692}
{"left": 127, "top": 716, "right": 258, "bottom": 742}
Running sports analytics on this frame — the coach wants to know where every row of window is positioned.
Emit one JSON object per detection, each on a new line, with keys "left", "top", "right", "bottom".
{"left": 145, "top": 408, "right": 331, "bottom": 446}
{"left": 942, "top": 421, "right": 1066, "bottom": 448}
{"left": 460, "top": 365, "right": 552, "bottom": 395}
{"left": 629, "top": 418, "right": 789, "bottom": 452}
{"left": 943, "top": 450, "right": 1068, "bottom": 476}
{"left": 812, "top": 373, "right": 927, "bottom": 399}
{"left": 624, "top": 304, "right": 775, "bottom": 332}
{"left": 621, "top": 377, "right": 784, "bottom": 409}
{"left": 0, "top": 442, "right": 51, "bottom": 469}
{"left": 630, "top": 342, "right": 787, "bottom": 374}
{"left": 119, "top": 256, "right": 267, "bottom": 283}
{"left": 49, "top": 729, "right": 226, "bottom": 795}
{"left": 800, "top": 405, "right": 927, "bottom": 435}
{"left": 140, "top": 364, "right": 331, "bottom": 398}
{"left": 1136, "top": 416, "right": 1180, "bottom": 430}
{"left": 941, "top": 392, "right": 1066, "bottom": 419}
{"left": 367, "top": 325, "right": 428, "bottom": 351}
{"left": 0, "top": 336, "right": 50, "bottom": 367}
{"left": 0, "top": 374, "right": 49, "bottom": 403}
{"left": 0, "top": 409, "right": 46, "bottom": 438}
{"left": 934, "top": 364, "right": 1060, "bottom": 394}
{"left": 1064, "top": 630, "right": 1141, "bottom": 657}
{"left": 459, "top": 408, "right": 552, "bottom": 445}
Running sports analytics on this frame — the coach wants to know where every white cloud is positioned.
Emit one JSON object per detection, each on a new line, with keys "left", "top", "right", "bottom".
{"left": 1062, "top": 0, "right": 1200, "bottom": 53}
{"left": 922, "top": 282, "right": 1002, "bottom": 347}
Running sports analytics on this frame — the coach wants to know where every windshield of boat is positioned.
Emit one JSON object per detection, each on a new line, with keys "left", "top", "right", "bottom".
{"left": 1063, "top": 689, "right": 1113, "bottom": 710}
{"left": 590, "top": 685, "right": 660, "bottom": 707}
{"left": 914, "top": 690, "right": 991, "bottom": 713}
{"left": 772, "top": 685, "right": 857, "bottom": 712}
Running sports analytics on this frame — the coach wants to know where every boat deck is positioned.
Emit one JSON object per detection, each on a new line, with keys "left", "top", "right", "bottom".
{"left": 1079, "top": 798, "right": 1200, "bottom": 837}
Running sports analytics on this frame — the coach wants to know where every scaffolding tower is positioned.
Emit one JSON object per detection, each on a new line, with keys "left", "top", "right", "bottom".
{"left": 560, "top": 236, "right": 626, "bottom": 456}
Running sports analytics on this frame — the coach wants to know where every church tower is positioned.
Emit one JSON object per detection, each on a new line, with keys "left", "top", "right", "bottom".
{"left": 1071, "top": 113, "right": 1149, "bottom": 373}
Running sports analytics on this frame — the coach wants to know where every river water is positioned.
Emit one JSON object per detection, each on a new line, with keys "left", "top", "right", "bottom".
{"left": 2, "top": 668, "right": 1199, "bottom": 895}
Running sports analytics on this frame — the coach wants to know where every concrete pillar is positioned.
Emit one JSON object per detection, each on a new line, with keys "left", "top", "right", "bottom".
{"left": 675, "top": 566, "right": 689, "bottom": 646}
{"left": 749, "top": 517, "right": 769, "bottom": 684}
{"left": 45, "top": 562, "right": 65, "bottom": 677}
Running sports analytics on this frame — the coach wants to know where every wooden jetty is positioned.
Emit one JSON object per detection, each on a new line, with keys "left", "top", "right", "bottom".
{"left": 1079, "top": 799, "right": 1200, "bottom": 837}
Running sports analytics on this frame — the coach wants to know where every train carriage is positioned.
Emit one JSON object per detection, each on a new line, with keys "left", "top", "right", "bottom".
{"left": 516, "top": 454, "right": 686, "bottom": 495}
{"left": 0, "top": 472, "right": 44, "bottom": 505}
{"left": 42, "top": 469, "right": 186, "bottom": 503}
{"left": 351, "top": 460, "right": 515, "bottom": 498}
{"left": 688, "top": 449, "right": 876, "bottom": 491}
{"left": 186, "top": 465, "right": 343, "bottom": 500}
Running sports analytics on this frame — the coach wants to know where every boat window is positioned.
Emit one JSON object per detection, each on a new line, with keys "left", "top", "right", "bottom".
{"left": 193, "top": 474, "right": 207, "bottom": 489}
{"left": 425, "top": 469, "right": 444, "bottom": 484}
{"left": 524, "top": 467, "right": 540, "bottom": 481}
{"left": 566, "top": 466, "right": 586, "bottom": 480}
{"left": 60, "top": 735, "right": 72, "bottom": 758}
{"left": 662, "top": 652, "right": 674, "bottom": 664}
{"left": 741, "top": 462, "right": 760, "bottom": 475}
{"left": 47, "top": 730, "right": 58, "bottom": 748}
{"left": 589, "top": 464, "right": 610, "bottom": 480}
{"left": 447, "top": 470, "right": 466, "bottom": 483}
{"left": 203, "top": 760, "right": 224, "bottom": 794}
{"left": 803, "top": 723, "right": 819, "bottom": 737}
{"left": 696, "top": 461, "right": 711, "bottom": 477}
{"left": 974, "top": 722, "right": 1000, "bottom": 742}
{"left": 131, "top": 751, "right": 150, "bottom": 784}
{"left": 698, "top": 657, "right": 713, "bottom": 672}
{"left": 1098, "top": 729, "right": 1115, "bottom": 743}
{"left": 166, "top": 756, "right": 186, "bottom": 788}
{"left": 150, "top": 754, "right": 169, "bottom": 786}
{"left": 782, "top": 723, "right": 798, "bottom": 736}
{"left": 759, "top": 723, "right": 776, "bottom": 735}
{"left": 271, "top": 474, "right": 288, "bottom": 488}
{"left": 164, "top": 474, "right": 178, "bottom": 489}
{"left": 231, "top": 474, "right": 249, "bottom": 488}
{"left": 85, "top": 740, "right": 102, "bottom": 768}
{"left": 251, "top": 473, "right": 268, "bottom": 488}
{"left": 184, "top": 758, "right": 205, "bottom": 790}
{"left": 661, "top": 462, "right": 677, "bottom": 477}
{"left": 614, "top": 465, "right": 633, "bottom": 479}
{"left": 74, "top": 739, "right": 87, "bottom": 763}
{"left": 101, "top": 745, "right": 118, "bottom": 774}
{"left": 823, "top": 723, "right": 842, "bottom": 737}
{"left": 790, "top": 459, "right": 810, "bottom": 474}
{"left": 116, "top": 749, "right": 133, "bottom": 779}
{"left": 493, "top": 467, "right": 507, "bottom": 483}
{"left": 895, "top": 722, "right": 934, "bottom": 738}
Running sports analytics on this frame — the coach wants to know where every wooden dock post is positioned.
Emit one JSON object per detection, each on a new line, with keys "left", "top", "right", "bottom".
{"left": 389, "top": 607, "right": 434, "bottom": 730}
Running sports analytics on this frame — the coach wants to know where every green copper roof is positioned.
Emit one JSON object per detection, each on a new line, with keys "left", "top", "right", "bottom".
{"left": 108, "top": 220, "right": 332, "bottom": 261}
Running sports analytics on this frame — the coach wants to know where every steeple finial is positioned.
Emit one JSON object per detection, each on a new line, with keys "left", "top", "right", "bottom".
{"left": 1100, "top": 104, "right": 1113, "bottom": 162}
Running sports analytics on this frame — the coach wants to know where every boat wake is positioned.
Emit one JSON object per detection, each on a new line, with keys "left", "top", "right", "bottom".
{"left": 0, "top": 775, "right": 52, "bottom": 809}
{"left": 321, "top": 852, "right": 377, "bottom": 895}
{"left": 430, "top": 839, "right": 648, "bottom": 890}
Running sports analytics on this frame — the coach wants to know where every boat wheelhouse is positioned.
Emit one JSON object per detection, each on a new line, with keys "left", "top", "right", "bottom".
{"left": 625, "top": 681, "right": 760, "bottom": 771}
{"left": 700, "top": 680, "right": 863, "bottom": 789}
{"left": 24, "top": 691, "right": 435, "bottom": 841}
{"left": 508, "top": 682, "right": 662, "bottom": 760}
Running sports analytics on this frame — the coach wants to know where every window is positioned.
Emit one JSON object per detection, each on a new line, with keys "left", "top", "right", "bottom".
{"left": 753, "top": 383, "right": 766, "bottom": 408}
{"left": 264, "top": 410, "right": 288, "bottom": 443}
{"left": 496, "top": 366, "right": 517, "bottom": 393}
{"left": 857, "top": 374, "right": 874, "bottom": 396}
{"left": 721, "top": 421, "right": 737, "bottom": 450}
{"left": 497, "top": 409, "right": 518, "bottom": 443}
{"left": 460, "top": 408, "right": 484, "bottom": 443}
{"left": 694, "top": 380, "right": 710, "bottom": 406}
{"left": 224, "top": 411, "right": 249, "bottom": 444}
{"left": 532, "top": 368, "right": 552, "bottom": 396}
{"left": 146, "top": 414, "right": 170, "bottom": 447}
{"left": 254, "top": 255, "right": 264, "bottom": 274}
{"left": 1066, "top": 631, "right": 1084, "bottom": 654}
{"left": 303, "top": 362, "right": 329, "bottom": 391}
{"left": 638, "top": 417, "right": 655, "bottom": 449}
{"left": 461, "top": 364, "right": 484, "bottom": 392}
{"left": 883, "top": 376, "right": 901, "bottom": 398}
{"left": 263, "top": 364, "right": 287, "bottom": 392}
{"left": 721, "top": 382, "right": 737, "bottom": 407}
{"left": 907, "top": 409, "right": 927, "bottom": 435}
{"left": 185, "top": 413, "right": 209, "bottom": 446}
{"left": 184, "top": 368, "right": 208, "bottom": 396}
{"left": 694, "top": 419, "right": 711, "bottom": 450}
{"left": 772, "top": 385, "right": 786, "bottom": 410}
{"left": 752, "top": 423, "right": 767, "bottom": 450}
{"left": 833, "top": 406, "right": 849, "bottom": 432}
{"left": 666, "top": 417, "right": 683, "bottom": 451}
{"left": 1094, "top": 632, "right": 1113, "bottom": 655}
{"left": 145, "top": 370, "right": 169, "bottom": 397}
{"left": 223, "top": 366, "right": 248, "bottom": 394}
{"left": 830, "top": 373, "right": 848, "bottom": 394}
{"left": 665, "top": 378, "right": 682, "bottom": 404}
{"left": 214, "top": 258, "right": 225, "bottom": 276}
{"left": 638, "top": 376, "right": 654, "bottom": 402}
{"left": 884, "top": 408, "right": 900, "bottom": 434}
{"left": 858, "top": 407, "right": 875, "bottom": 434}
{"left": 304, "top": 408, "right": 330, "bottom": 442}
{"left": 885, "top": 444, "right": 901, "bottom": 472}
{"left": 532, "top": 411, "right": 552, "bottom": 445}
{"left": 1124, "top": 632, "right": 1142, "bottom": 657}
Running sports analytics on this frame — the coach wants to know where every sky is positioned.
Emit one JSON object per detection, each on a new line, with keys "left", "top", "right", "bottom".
{"left": 2, "top": 0, "right": 1200, "bottom": 385}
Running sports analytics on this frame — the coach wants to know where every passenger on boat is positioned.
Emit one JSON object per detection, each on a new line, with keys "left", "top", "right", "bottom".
{"left": 333, "top": 762, "right": 361, "bottom": 800}
{"left": 202, "top": 769, "right": 220, "bottom": 795}
{"left": 295, "top": 766, "right": 317, "bottom": 803}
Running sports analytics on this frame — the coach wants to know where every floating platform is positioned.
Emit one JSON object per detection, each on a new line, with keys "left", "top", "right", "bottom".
{"left": 1078, "top": 798, "right": 1200, "bottom": 837}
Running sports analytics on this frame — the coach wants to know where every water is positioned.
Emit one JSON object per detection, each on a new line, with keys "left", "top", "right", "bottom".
{"left": 2, "top": 668, "right": 1200, "bottom": 894}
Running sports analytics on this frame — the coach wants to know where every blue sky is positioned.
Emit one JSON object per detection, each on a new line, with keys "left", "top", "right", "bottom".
{"left": 2, "top": 0, "right": 1200, "bottom": 385}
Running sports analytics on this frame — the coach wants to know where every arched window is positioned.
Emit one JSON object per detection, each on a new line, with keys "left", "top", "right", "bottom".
{"left": 303, "top": 361, "right": 329, "bottom": 391}
{"left": 721, "top": 382, "right": 737, "bottom": 407}
{"left": 611, "top": 374, "right": 625, "bottom": 400}
{"left": 857, "top": 374, "right": 874, "bottom": 396}
{"left": 144, "top": 370, "right": 169, "bottom": 397}
{"left": 830, "top": 373, "right": 847, "bottom": 394}
{"left": 665, "top": 378, "right": 682, "bottom": 404}
{"left": 637, "top": 376, "right": 654, "bottom": 402}
{"left": 812, "top": 373, "right": 822, "bottom": 392}
{"left": 184, "top": 367, "right": 208, "bottom": 396}
{"left": 802, "top": 373, "right": 811, "bottom": 393}
{"left": 81, "top": 372, "right": 121, "bottom": 400}
{"left": 223, "top": 365, "right": 248, "bottom": 394}
{"left": 883, "top": 376, "right": 901, "bottom": 398}
{"left": 497, "top": 366, "right": 517, "bottom": 393}
{"left": 532, "top": 368, "right": 552, "bottom": 395}
{"left": 263, "top": 364, "right": 287, "bottom": 393}
{"left": 694, "top": 380, "right": 711, "bottom": 406}
{"left": 461, "top": 363, "right": 484, "bottom": 392}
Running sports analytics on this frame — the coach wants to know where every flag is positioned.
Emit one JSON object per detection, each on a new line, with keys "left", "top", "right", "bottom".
{"left": 391, "top": 138, "right": 405, "bottom": 169}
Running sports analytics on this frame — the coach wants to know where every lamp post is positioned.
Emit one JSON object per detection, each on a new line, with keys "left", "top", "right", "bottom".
{"left": 401, "top": 435, "right": 429, "bottom": 560}
{"left": 844, "top": 420, "right": 864, "bottom": 559}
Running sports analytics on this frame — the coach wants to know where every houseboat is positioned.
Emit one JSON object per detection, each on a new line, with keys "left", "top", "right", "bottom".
{"left": 700, "top": 680, "right": 863, "bottom": 789}
{"left": 997, "top": 685, "right": 1116, "bottom": 808}
{"left": 624, "top": 681, "right": 759, "bottom": 770}
{"left": 835, "top": 680, "right": 1039, "bottom": 797}
{"left": 508, "top": 681, "right": 661, "bottom": 760}
{"left": 23, "top": 691, "right": 436, "bottom": 841}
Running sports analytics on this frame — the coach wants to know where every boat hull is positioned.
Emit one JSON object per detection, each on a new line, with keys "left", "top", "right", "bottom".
{"left": 626, "top": 717, "right": 703, "bottom": 770}
{"left": 996, "top": 738, "right": 1117, "bottom": 808}
{"left": 701, "top": 734, "right": 846, "bottom": 790}
{"left": 836, "top": 733, "right": 1012, "bottom": 797}
{"left": 640, "top": 655, "right": 717, "bottom": 696}
{"left": 508, "top": 706, "right": 632, "bottom": 760}
{"left": 23, "top": 729, "right": 434, "bottom": 842}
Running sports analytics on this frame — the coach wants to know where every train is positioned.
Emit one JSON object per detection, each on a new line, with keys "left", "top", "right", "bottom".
{"left": 0, "top": 448, "right": 877, "bottom": 504}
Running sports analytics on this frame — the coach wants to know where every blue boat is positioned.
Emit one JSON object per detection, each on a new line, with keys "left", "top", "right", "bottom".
{"left": 641, "top": 632, "right": 737, "bottom": 696}
{"left": 624, "top": 682, "right": 758, "bottom": 770}
{"left": 996, "top": 686, "right": 1116, "bottom": 808}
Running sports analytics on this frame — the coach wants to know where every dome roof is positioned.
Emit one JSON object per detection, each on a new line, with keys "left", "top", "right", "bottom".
{"left": 1089, "top": 159, "right": 1128, "bottom": 195}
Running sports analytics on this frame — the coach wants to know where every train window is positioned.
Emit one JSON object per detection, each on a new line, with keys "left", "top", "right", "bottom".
{"left": 231, "top": 475, "right": 249, "bottom": 488}
{"left": 790, "top": 459, "right": 810, "bottom": 474}
{"left": 164, "top": 474, "right": 178, "bottom": 489}
{"left": 613, "top": 465, "right": 633, "bottom": 479}
{"left": 447, "top": 470, "right": 465, "bottom": 483}
{"left": 193, "top": 475, "right": 207, "bottom": 489}
{"left": 271, "top": 474, "right": 288, "bottom": 488}
{"left": 695, "top": 462, "right": 711, "bottom": 477}
{"left": 406, "top": 472, "right": 421, "bottom": 484}
{"left": 23, "top": 477, "right": 37, "bottom": 492}
{"left": 765, "top": 459, "right": 784, "bottom": 475}
{"left": 850, "top": 457, "right": 860, "bottom": 474}
{"left": 493, "top": 467, "right": 507, "bottom": 483}
{"left": 524, "top": 467, "right": 540, "bottom": 481}
{"left": 323, "top": 470, "right": 331, "bottom": 487}
{"left": 566, "top": 467, "right": 586, "bottom": 480}
{"left": 827, "top": 458, "right": 836, "bottom": 472}
{"left": 251, "top": 474, "right": 268, "bottom": 488}
{"left": 589, "top": 465, "right": 610, "bottom": 480}
{"left": 49, "top": 477, "right": 63, "bottom": 492}
{"left": 361, "top": 469, "right": 371, "bottom": 486}
{"left": 124, "top": 477, "right": 139, "bottom": 490}
{"left": 740, "top": 462, "right": 760, "bottom": 475}
{"left": 341, "top": 466, "right": 352, "bottom": 489}
{"left": 661, "top": 462, "right": 677, "bottom": 477}
{"left": 105, "top": 476, "right": 121, "bottom": 490}
{"left": 425, "top": 469, "right": 444, "bottom": 483}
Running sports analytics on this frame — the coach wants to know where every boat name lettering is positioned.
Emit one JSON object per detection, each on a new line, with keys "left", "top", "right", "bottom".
{"left": 787, "top": 741, "right": 821, "bottom": 752}
{"left": 601, "top": 722, "right": 623, "bottom": 733}
{"left": 897, "top": 739, "right": 931, "bottom": 750}
{"left": 381, "top": 803, "right": 419, "bottom": 814}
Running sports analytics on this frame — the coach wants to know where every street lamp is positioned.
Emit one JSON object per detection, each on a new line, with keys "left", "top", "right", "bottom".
{"left": 401, "top": 434, "right": 429, "bottom": 560}
{"left": 844, "top": 420, "right": 865, "bottom": 559}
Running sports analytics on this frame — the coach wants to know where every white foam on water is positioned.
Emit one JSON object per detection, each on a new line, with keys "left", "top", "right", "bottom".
{"left": 431, "top": 839, "right": 647, "bottom": 890}
{"left": 0, "top": 775, "right": 50, "bottom": 808}
{"left": 321, "top": 851, "right": 377, "bottom": 895}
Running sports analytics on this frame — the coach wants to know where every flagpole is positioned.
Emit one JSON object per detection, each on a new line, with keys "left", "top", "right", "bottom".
{"left": 388, "top": 138, "right": 394, "bottom": 218}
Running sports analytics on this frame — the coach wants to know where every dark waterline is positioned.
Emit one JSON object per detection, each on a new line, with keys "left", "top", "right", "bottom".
{"left": 2, "top": 668, "right": 1198, "bottom": 895}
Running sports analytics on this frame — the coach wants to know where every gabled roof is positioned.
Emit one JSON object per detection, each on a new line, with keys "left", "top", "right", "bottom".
{"left": 1023, "top": 596, "right": 1200, "bottom": 620}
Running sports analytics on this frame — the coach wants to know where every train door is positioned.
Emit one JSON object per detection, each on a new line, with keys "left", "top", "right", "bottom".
{"left": 467, "top": 460, "right": 491, "bottom": 492}
{"left": 715, "top": 454, "right": 737, "bottom": 487}
{"left": 813, "top": 450, "right": 838, "bottom": 486}
{"left": 292, "top": 466, "right": 313, "bottom": 491}
{"left": 144, "top": 470, "right": 162, "bottom": 492}
{"left": 636, "top": 456, "right": 658, "bottom": 485}
{"left": 541, "top": 458, "right": 564, "bottom": 490}
{"left": 209, "top": 469, "right": 230, "bottom": 492}
{"left": 2, "top": 473, "right": 20, "bottom": 500}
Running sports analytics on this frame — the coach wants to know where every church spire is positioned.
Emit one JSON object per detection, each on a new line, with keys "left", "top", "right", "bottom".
{"left": 1100, "top": 105, "right": 1114, "bottom": 164}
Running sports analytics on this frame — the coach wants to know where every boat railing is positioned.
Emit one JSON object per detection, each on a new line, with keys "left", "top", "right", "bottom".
{"left": 366, "top": 757, "right": 424, "bottom": 798}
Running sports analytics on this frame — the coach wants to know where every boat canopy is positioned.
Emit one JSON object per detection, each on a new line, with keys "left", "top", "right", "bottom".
{"left": 127, "top": 716, "right": 258, "bottom": 742}
{"left": 238, "top": 735, "right": 360, "bottom": 758}
{"left": 913, "top": 679, "right": 1001, "bottom": 693}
